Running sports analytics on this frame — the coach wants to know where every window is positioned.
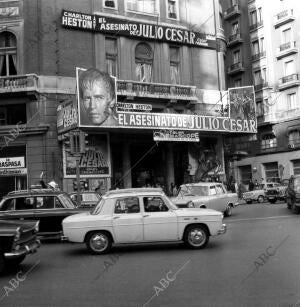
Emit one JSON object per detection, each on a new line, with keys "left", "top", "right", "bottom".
{"left": 143, "top": 197, "right": 168, "bottom": 212}
{"left": 252, "top": 40, "right": 259, "bottom": 55}
{"left": 232, "top": 22, "right": 239, "bottom": 34}
{"left": 216, "top": 185, "right": 225, "bottom": 195}
{"left": 114, "top": 197, "right": 140, "bottom": 214}
{"left": 233, "top": 50, "right": 240, "bottom": 63}
{"left": 36, "top": 196, "right": 55, "bottom": 209}
{"left": 282, "top": 28, "right": 291, "bottom": 44}
{"left": 55, "top": 197, "right": 64, "bottom": 208}
{"left": 288, "top": 93, "right": 297, "bottom": 109}
{"left": 15, "top": 197, "right": 35, "bottom": 210}
{"left": 167, "top": 0, "right": 178, "bottom": 19}
{"left": 292, "top": 160, "right": 300, "bottom": 175}
{"left": 261, "top": 134, "right": 277, "bottom": 151}
{"left": 0, "top": 31, "right": 17, "bottom": 76}
{"left": 249, "top": 8, "right": 262, "bottom": 26}
{"left": 256, "top": 101, "right": 263, "bottom": 116}
{"left": 254, "top": 70, "right": 262, "bottom": 85}
{"left": 288, "top": 130, "right": 300, "bottom": 147}
{"left": 135, "top": 42, "right": 153, "bottom": 82}
{"left": 105, "top": 37, "right": 118, "bottom": 77}
{"left": 263, "top": 162, "right": 279, "bottom": 182}
{"left": 284, "top": 60, "right": 294, "bottom": 76}
{"left": 260, "top": 37, "right": 265, "bottom": 52}
{"left": 127, "top": 0, "right": 158, "bottom": 15}
{"left": 103, "top": 0, "right": 117, "bottom": 8}
{"left": 209, "top": 186, "right": 217, "bottom": 196}
{"left": 1, "top": 199, "right": 15, "bottom": 211}
{"left": 234, "top": 79, "right": 241, "bottom": 87}
{"left": 0, "top": 104, "right": 26, "bottom": 126}
{"left": 169, "top": 46, "right": 180, "bottom": 84}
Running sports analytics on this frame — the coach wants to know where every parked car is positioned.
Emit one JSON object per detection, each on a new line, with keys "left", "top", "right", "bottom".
{"left": 0, "top": 220, "right": 40, "bottom": 273}
{"left": 265, "top": 181, "right": 288, "bottom": 204}
{"left": 62, "top": 188, "right": 226, "bottom": 254}
{"left": 69, "top": 191, "right": 101, "bottom": 209}
{"left": 286, "top": 175, "right": 300, "bottom": 213}
{"left": 171, "top": 182, "right": 238, "bottom": 217}
{"left": 0, "top": 188, "right": 85, "bottom": 237}
{"left": 243, "top": 183, "right": 281, "bottom": 204}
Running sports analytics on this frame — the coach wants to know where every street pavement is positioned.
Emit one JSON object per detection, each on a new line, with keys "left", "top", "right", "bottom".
{"left": 1, "top": 201, "right": 300, "bottom": 307}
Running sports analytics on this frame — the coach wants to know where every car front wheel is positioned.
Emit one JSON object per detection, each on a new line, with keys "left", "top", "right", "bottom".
{"left": 258, "top": 196, "right": 264, "bottom": 203}
{"left": 184, "top": 225, "right": 209, "bottom": 249}
{"left": 85, "top": 231, "right": 112, "bottom": 255}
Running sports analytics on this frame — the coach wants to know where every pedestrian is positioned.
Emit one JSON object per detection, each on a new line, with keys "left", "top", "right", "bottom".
{"left": 254, "top": 179, "right": 259, "bottom": 188}
{"left": 248, "top": 179, "right": 254, "bottom": 191}
{"left": 237, "top": 183, "right": 243, "bottom": 200}
{"left": 172, "top": 184, "right": 178, "bottom": 196}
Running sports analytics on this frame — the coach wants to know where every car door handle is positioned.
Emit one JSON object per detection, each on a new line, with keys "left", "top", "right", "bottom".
{"left": 113, "top": 216, "right": 120, "bottom": 219}
{"left": 143, "top": 215, "right": 150, "bottom": 217}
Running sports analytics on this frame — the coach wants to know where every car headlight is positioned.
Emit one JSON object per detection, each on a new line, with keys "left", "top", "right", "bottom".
{"left": 187, "top": 201, "right": 194, "bottom": 208}
{"left": 35, "top": 221, "right": 40, "bottom": 233}
{"left": 14, "top": 227, "right": 21, "bottom": 241}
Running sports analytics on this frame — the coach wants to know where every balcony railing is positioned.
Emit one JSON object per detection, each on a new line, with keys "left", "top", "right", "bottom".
{"left": 276, "top": 41, "right": 298, "bottom": 59}
{"left": 224, "top": 4, "right": 241, "bottom": 19}
{"left": 117, "top": 80, "right": 197, "bottom": 101}
{"left": 279, "top": 73, "right": 299, "bottom": 84}
{"left": 227, "top": 62, "right": 244, "bottom": 75}
{"left": 228, "top": 33, "right": 243, "bottom": 46}
{"left": 274, "top": 9, "right": 295, "bottom": 28}
{"left": 254, "top": 82, "right": 268, "bottom": 92}
{"left": 280, "top": 41, "right": 296, "bottom": 51}
{"left": 251, "top": 51, "right": 266, "bottom": 61}
{"left": 249, "top": 20, "right": 263, "bottom": 31}
{"left": 0, "top": 74, "right": 39, "bottom": 93}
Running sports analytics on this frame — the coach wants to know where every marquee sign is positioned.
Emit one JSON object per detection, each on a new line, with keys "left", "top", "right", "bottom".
{"left": 57, "top": 100, "right": 78, "bottom": 134}
{"left": 61, "top": 10, "right": 216, "bottom": 49}
{"left": 117, "top": 102, "right": 152, "bottom": 112}
{"left": 153, "top": 130, "right": 199, "bottom": 142}
{"left": 0, "top": 157, "right": 25, "bottom": 169}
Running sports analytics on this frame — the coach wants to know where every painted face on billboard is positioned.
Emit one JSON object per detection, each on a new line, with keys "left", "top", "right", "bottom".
{"left": 82, "top": 81, "right": 110, "bottom": 125}
{"left": 78, "top": 68, "right": 116, "bottom": 126}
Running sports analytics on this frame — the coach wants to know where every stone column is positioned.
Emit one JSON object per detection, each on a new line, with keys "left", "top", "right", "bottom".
{"left": 122, "top": 140, "right": 132, "bottom": 188}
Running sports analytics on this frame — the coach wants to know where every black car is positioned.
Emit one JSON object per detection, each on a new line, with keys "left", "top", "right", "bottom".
{"left": 0, "top": 188, "right": 84, "bottom": 237}
{"left": 0, "top": 220, "right": 40, "bottom": 273}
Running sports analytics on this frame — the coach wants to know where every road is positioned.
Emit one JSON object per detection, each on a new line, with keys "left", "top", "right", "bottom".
{"left": 1, "top": 201, "right": 300, "bottom": 307}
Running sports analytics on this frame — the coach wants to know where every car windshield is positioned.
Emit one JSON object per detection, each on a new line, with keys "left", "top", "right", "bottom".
{"left": 91, "top": 198, "right": 105, "bottom": 215}
{"left": 178, "top": 185, "right": 209, "bottom": 197}
{"left": 58, "top": 194, "right": 76, "bottom": 209}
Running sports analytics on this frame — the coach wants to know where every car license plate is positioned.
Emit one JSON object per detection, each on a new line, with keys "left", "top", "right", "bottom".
{"left": 268, "top": 196, "right": 275, "bottom": 200}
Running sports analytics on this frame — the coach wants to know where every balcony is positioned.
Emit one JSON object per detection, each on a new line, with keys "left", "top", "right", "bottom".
{"left": 254, "top": 81, "right": 268, "bottom": 92}
{"left": 278, "top": 73, "right": 300, "bottom": 90}
{"left": 263, "top": 108, "right": 300, "bottom": 124}
{"left": 274, "top": 9, "right": 295, "bottom": 28}
{"left": 289, "top": 137, "right": 300, "bottom": 149}
{"left": 117, "top": 80, "right": 197, "bottom": 101}
{"left": 224, "top": 4, "right": 241, "bottom": 20}
{"left": 0, "top": 74, "right": 39, "bottom": 95}
{"left": 251, "top": 51, "right": 266, "bottom": 62}
{"left": 227, "top": 33, "right": 243, "bottom": 47}
{"left": 249, "top": 20, "right": 263, "bottom": 32}
{"left": 227, "top": 62, "right": 245, "bottom": 75}
{"left": 276, "top": 41, "right": 298, "bottom": 59}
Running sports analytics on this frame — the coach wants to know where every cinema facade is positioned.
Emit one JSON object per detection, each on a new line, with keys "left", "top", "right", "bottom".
{"left": 0, "top": 1, "right": 256, "bottom": 197}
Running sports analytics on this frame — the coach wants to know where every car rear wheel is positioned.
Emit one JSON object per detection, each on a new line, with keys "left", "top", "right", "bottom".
{"left": 85, "top": 231, "right": 112, "bottom": 255}
{"left": 269, "top": 199, "right": 276, "bottom": 204}
{"left": 184, "top": 225, "right": 209, "bottom": 249}
{"left": 258, "top": 196, "right": 264, "bottom": 203}
{"left": 246, "top": 200, "right": 252, "bottom": 204}
{"left": 5, "top": 255, "right": 26, "bottom": 267}
{"left": 224, "top": 205, "right": 232, "bottom": 217}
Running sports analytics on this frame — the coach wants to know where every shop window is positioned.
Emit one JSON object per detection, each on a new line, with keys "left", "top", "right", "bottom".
{"left": 105, "top": 37, "right": 118, "bottom": 77}
{"left": 127, "top": 0, "right": 158, "bottom": 15}
{"left": 167, "top": 0, "right": 178, "bottom": 19}
{"left": 288, "top": 130, "right": 300, "bottom": 148}
{"left": 263, "top": 162, "right": 279, "bottom": 182}
{"left": 103, "top": 0, "right": 117, "bottom": 8}
{"left": 169, "top": 46, "right": 180, "bottom": 84}
{"left": 135, "top": 42, "right": 153, "bottom": 82}
{"left": 0, "top": 31, "right": 17, "bottom": 76}
{"left": 261, "top": 134, "right": 277, "bottom": 152}
{"left": 0, "top": 104, "right": 26, "bottom": 126}
{"left": 292, "top": 159, "right": 300, "bottom": 175}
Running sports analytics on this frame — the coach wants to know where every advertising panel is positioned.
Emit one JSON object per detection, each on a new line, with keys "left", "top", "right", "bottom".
{"left": 61, "top": 10, "right": 216, "bottom": 49}
{"left": 63, "top": 133, "right": 111, "bottom": 178}
{"left": 0, "top": 157, "right": 25, "bottom": 169}
{"left": 57, "top": 99, "right": 78, "bottom": 134}
{"left": 153, "top": 130, "right": 199, "bottom": 142}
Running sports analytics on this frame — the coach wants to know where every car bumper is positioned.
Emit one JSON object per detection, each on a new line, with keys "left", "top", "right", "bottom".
{"left": 217, "top": 224, "right": 226, "bottom": 235}
{"left": 4, "top": 239, "right": 41, "bottom": 259}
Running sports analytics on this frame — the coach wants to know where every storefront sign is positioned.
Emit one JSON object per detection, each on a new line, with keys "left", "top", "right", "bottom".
{"left": 57, "top": 100, "right": 78, "bottom": 134}
{"left": 64, "top": 133, "right": 111, "bottom": 178}
{"left": 0, "top": 157, "right": 25, "bottom": 169}
{"left": 153, "top": 130, "right": 199, "bottom": 142}
{"left": 117, "top": 102, "right": 152, "bottom": 112}
{"left": 61, "top": 10, "right": 216, "bottom": 49}
{"left": 0, "top": 168, "right": 27, "bottom": 176}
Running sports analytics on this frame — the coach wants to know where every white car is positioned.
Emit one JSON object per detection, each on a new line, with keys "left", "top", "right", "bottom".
{"left": 172, "top": 182, "right": 238, "bottom": 217}
{"left": 62, "top": 188, "right": 226, "bottom": 254}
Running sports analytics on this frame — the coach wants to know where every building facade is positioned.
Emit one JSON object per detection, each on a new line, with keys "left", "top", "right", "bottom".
{"left": 222, "top": 0, "right": 300, "bottom": 185}
{"left": 1, "top": 0, "right": 258, "bottom": 197}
